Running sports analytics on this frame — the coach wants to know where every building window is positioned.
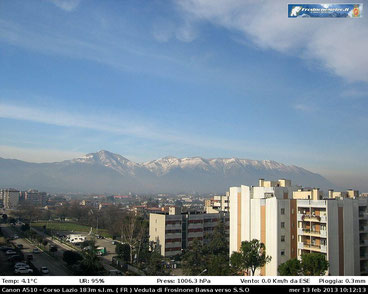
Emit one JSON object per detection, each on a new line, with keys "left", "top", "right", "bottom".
{"left": 281, "top": 235, "right": 285, "bottom": 242}
{"left": 281, "top": 250, "right": 285, "bottom": 256}
{"left": 281, "top": 222, "right": 285, "bottom": 228}
{"left": 281, "top": 208, "right": 285, "bottom": 215}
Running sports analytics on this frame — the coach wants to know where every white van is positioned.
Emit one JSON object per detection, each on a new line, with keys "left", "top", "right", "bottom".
{"left": 66, "top": 234, "right": 86, "bottom": 243}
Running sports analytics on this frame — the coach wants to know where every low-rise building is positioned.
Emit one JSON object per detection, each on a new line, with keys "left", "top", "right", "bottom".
{"left": 149, "top": 207, "right": 229, "bottom": 257}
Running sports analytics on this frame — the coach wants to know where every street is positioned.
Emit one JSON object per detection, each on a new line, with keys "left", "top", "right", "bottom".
{"left": 1, "top": 224, "right": 71, "bottom": 276}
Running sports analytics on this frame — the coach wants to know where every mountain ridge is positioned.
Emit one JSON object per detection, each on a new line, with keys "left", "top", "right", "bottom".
{"left": 0, "top": 150, "right": 335, "bottom": 194}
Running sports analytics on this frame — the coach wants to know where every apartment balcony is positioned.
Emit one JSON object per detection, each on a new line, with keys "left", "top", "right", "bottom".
{"left": 297, "top": 228, "right": 327, "bottom": 238}
{"left": 298, "top": 242, "right": 326, "bottom": 253}
{"left": 361, "top": 270, "right": 368, "bottom": 276}
{"left": 320, "top": 245, "right": 327, "bottom": 253}
{"left": 320, "top": 230, "right": 327, "bottom": 237}
{"left": 297, "top": 213, "right": 327, "bottom": 223}
{"left": 360, "top": 254, "right": 368, "bottom": 260}
{"left": 187, "top": 223, "right": 203, "bottom": 229}
{"left": 187, "top": 231, "right": 204, "bottom": 239}
{"left": 359, "top": 213, "right": 368, "bottom": 220}
{"left": 165, "top": 242, "right": 182, "bottom": 248}
{"left": 165, "top": 232, "right": 182, "bottom": 239}
{"left": 165, "top": 224, "right": 181, "bottom": 230}
{"left": 298, "top": 242, "right": 304, "bottom": 249}
{"left": 320, "top": 215, "right": 328, "bottom": 222}
{"left": 360, "top": 226, "right": 368, "bottom": 233}
{"left": 360, "top": 240, "right": 368, "bottom": 246}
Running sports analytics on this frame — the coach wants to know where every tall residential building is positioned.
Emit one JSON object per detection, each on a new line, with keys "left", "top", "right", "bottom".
{"left": 2, "top": 188, "right": 20, "bottom": 209}
{"left": 0, "top": 190, "right": 3, "bottom": 208}
{"left": 24, "top": 190, "right": 48, "bottom": 206}
{"left": 229, "top": 179, "right": 368, "bottom": 276}
{"left": 149, "top": 207, "right": 229, "bottom": 257}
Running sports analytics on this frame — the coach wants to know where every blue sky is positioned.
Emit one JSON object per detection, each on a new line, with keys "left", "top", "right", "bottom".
{"left": 0, "top": 0, "right": 367, "bottom": 191}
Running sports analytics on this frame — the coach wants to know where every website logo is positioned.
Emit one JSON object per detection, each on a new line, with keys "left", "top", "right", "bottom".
{"left": 288, "top": 3, "right": 363, "bottom": 18}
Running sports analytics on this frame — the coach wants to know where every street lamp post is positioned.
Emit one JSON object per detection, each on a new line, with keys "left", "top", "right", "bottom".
{"left": 198, "top": 269, "right": 207, "bottom": 276}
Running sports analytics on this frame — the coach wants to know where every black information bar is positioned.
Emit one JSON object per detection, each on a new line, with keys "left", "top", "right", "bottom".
{"left": 1, "top": 285, "right": 367, "bottom": 294}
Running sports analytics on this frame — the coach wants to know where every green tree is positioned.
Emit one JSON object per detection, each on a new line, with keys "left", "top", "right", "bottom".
{"left": 206, "top": 254, "right": 231, "bottom": 275}
{"left": 49, "top": 246, "right": 58, "bottom": 256}
{"left": 278, "top": 253, "right": 329, "bottom": 276}
{"left": 63, "top": 250, "right": 83, "bottom": 266}
{"left": 278, "top": 258, "right": 302, "bottom": 276}
{"left": 230, "top": 239, "right": 271, "bottom": 276}
{"left": 2, "top": 214, "right": 8, "bottom": 223}
{"left": 115, "top": 243, "right": 131, "bottom": 263}
{"left": 145, "top": 250, "right": 171, "bottom": 276}
{"left": 80, "top": 239, "right": 104, "bottom": 275}
{"left": 21, "top": 223, "right": 30, "bottom": 232}
{"left": 300, "top": 253, "right": 329, "bottom": 276}
{"left": 182, "top": 238, "right": 206, "bottom": 275}
{"left": 204, "top": 221, "right": 231, "bottom": 275}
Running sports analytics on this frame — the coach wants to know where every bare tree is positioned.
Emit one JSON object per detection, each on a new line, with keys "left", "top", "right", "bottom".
{"left": 120, "top": 213, "right": 147, "bottom": 264}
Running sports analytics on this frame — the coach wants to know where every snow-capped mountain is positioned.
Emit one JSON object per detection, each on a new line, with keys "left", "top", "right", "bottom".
{"left": 0, "top": 150, "right": 334, "bottom": 193}
{"left": 70, "top": 150, "right": 140, "bottom": 175}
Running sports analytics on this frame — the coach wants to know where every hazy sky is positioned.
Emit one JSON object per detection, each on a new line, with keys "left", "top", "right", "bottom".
{"left": 0, "top": 0, "right": 367, "bottom": 191}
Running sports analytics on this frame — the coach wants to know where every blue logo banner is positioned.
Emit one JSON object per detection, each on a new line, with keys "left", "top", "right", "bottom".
{"left": 288, "top": 3, "right": 363, "bottom": 18}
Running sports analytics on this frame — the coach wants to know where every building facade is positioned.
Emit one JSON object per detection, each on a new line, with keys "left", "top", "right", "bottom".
{"left": 2, "top": 188, "right": 20, "bottom": 209}
{"left": 24, "top": 190, "right": 48, "bottom": 206}
{"left": 149, "top": 207, "right": 229, "bottom": 257}
{"left": 229, "top": 179, "right": 368, "bottom": 276}
{"left": 205, "top": 194, "right": 230, "bottom": 213}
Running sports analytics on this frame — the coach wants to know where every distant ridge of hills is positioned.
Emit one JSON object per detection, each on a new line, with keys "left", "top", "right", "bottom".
{"left": 0, "top": 150, "right": 334, "bottom": 194}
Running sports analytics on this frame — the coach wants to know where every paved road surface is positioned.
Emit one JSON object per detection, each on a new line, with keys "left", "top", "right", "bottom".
{"left": 1, "top": 224, "right": 71, "bottom": 276}
{"left": 30, "top": 227, "right": 118, "bottom": 273}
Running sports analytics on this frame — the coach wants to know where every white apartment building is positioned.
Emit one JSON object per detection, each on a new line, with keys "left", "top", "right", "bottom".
{"left": 2, "top": 188, "right": 20, "bottom": 209}
{"left": 229, "top": 179, "right": 368, "bottom": 276}
{"left": 149, "top": 207, "right": 229, "bottom": 257}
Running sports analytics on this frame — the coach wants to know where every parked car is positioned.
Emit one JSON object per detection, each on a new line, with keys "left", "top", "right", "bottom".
{"left": 32, "top": 248, "right": 41, "bottom": 254}
{"left": 0, "top": 246, "right": 13, "bottom": 251}
{"left": 109, "top": 269, "right": 123, "bottom": 276}
{"left": 14, "top": 262, "right": 30, "bottom": 269}
{"left": 26, "top": 254, "right": 33, "bottom": 261}
{"left": 14, "top": 267, "right": 33, "bottom": 274}
{"left": 6, "top": 250, "right": 17, "bottom": 255}
{"left": 16, "top": 244, "right": 23, "bottom": 249}
{"left": 40, "top": 266, "right": 49, "bottom": 274}
{"left": 8, "top": 255, "right": 22, "bottom": 262}
{"left": 13, "top": 235, "right": 19, "bottom": 239}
